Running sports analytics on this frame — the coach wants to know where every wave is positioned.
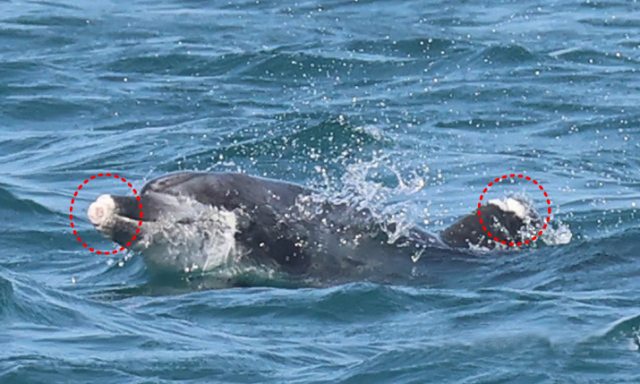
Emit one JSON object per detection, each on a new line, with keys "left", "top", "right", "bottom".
{"left": 1, "top": 96, "right": 96, "bottom": 122}
{"left": 468, "top": 44, "right": 538, "bottom": 67}
{"left": 107, "top": 51, "right": 256, "bottom": 77}
{"left": 0, "top": 269, "right": 88, "bottom": 326}
{"left": 549, "top": 47, "right": 640, "bottom": 67}
{"left": 0, "top": 185, "right": 53, "bottom": 215}
{"left": 0, "top": 273, "right": 14, "bottom": 318}
{"left": 345, "top": 37, "right": 471, "bottom": 58}
{"left": 8, "top": 15, "right": 88, "bottom": 28}
{"left": 152, "top": 116, "right": 390, "bottom": 175}
{"left": 104, "top": 43, "right": 467, "bottom": 84}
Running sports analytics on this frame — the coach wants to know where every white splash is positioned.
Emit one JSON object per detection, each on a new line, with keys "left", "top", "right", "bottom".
{"left": 488, "top": 197, "right": 528, "bottom": 219}
{"left": 297, "top": 153, "right": 430, "bottom": 246}
{"left": 139, "top": 199, "right": 243, "bottom": 274}
{"left": 488, "top": 194, "right": 573, "bottom": 248}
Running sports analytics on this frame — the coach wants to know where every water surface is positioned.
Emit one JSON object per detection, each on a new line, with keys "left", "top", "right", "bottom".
{"left": 1, "top": 0, "right": 640, "bottom": 382}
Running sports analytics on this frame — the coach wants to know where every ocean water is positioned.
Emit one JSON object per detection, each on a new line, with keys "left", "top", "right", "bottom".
{"left": 1, "top": 0, "right": 640, "bottom": 382}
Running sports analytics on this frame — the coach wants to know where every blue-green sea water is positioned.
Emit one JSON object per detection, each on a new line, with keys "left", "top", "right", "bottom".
{"left": 2, "top": 0, "right": 640, "bottom": 382}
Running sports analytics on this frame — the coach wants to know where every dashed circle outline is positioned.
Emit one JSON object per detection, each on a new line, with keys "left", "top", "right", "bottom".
{"left": 70, "top": 173, "right": 143, "bottom": 254}
{"left": 478, "top": 174, "right": 551, "bottom": 247}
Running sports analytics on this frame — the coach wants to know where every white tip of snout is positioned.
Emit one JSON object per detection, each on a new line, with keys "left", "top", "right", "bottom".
{"left": 488, "top": 197, "right": 528, "bottom": 219}
{"left": 88, "top": 194, "right": 116, "bottom": 226}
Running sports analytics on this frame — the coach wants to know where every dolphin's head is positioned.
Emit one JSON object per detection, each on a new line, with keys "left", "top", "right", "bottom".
{"left": 87, "top": 190, "right": 239, "bottom": 274}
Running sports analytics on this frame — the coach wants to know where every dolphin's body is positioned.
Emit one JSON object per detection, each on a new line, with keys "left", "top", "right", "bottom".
{"left": 87, "top": 172, "right": 538, "bottom": 283}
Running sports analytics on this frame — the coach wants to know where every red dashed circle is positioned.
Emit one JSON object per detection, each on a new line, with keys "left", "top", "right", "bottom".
{"left": 478, "top": 174, "right": 551, "bottom": 247}
{"left": 70, "top": 173, "right": 143, "bottom": 255}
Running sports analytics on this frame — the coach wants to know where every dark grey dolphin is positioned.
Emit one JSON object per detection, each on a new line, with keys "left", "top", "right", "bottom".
{"left": 87, "top": 172, "right": 539, "bottom": 281}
